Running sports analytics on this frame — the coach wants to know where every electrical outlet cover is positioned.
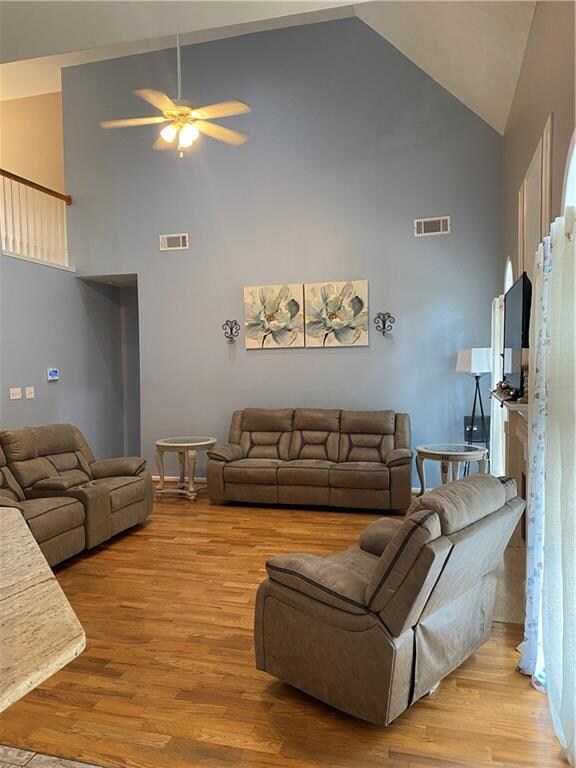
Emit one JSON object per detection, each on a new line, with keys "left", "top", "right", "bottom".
{"left": 25, "top": 386, "right": 35, "bottom": 399}
{"left": 47, "top": 368, "right": 60, "bottom": 382}
{"left": 9, "top": 387, "right": 22, "bottom": 400}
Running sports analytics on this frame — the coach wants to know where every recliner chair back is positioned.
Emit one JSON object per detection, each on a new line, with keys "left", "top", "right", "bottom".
{"left": 366, "top": 475, "right": 522, "bottom": 701}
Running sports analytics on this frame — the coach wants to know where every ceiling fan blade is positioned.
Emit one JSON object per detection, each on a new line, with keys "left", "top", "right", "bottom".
{"left": 190, "top": 101, "right": 251, "bottom": 120}
{"left": 134, "top": 89, "right": 176, "bottom": 113}
{"left": 153, "top": 134, "right": 174, "bottom": 150}
{"left": 196, "top": 121, "right": 247, "bottom": 145}
{"left": 100, "top": 116, "right": 168, "bottom": 128}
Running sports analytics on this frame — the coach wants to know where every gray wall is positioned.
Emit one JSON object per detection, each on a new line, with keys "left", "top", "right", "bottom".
{"left": 62, "top": 18, "right": 502, "bottom": 481}
{"left": 502, "top": 0, "right": 575, "bottom": 275}
{"left": 0, "top": 255, "right": 125, "bottom": 458}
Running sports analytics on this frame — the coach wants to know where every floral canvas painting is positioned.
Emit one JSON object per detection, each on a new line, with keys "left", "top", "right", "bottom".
{"left": 244, "top": 284, "right": 304, "bottom": 348}
{"left": 304, "top": 280, "right": 369, "bottom": 347}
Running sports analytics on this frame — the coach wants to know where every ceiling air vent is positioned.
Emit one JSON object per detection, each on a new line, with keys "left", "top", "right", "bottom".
{"left": 159, "top": 233, "right": 189, "bottom": 251}
{"left": 414, "top": 216, "right": 451, "bottom": 237}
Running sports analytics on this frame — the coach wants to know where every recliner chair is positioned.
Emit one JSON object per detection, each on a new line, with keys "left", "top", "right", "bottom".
{"left": 254, "top": 474, "right": 524, "bottom": 725}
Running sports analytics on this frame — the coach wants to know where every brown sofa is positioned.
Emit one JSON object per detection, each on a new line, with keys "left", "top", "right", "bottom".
{"left": 207, "top": 408, "right": 412, "bottom": 512}
{"left": 254, "top": 474, "right": 524, "bottom": 725}
{"left": 0, "top": 424, "right": 153, "bottom": 566}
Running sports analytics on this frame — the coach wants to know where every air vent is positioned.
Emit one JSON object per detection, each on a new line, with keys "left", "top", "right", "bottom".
{"left": 159, "top": 233, "right": 189, "bottom": 251}
{"left": 414, "top": 216, "right": 451, "bottom": 237}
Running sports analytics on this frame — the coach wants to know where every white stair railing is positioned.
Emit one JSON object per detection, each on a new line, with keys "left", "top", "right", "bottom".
{"left": 0, "top": 169, "right": 71, "bottom": 268}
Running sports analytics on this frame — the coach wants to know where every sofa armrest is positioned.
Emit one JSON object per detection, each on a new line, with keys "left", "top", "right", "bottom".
{"left": 266, "top": 553, "right": 369, "bottom": 614}
{"left": 33, "top": 476, "right": 81, "bottom": 491}
{"left": 207, "top": 443, "right": 243, "bottom": 463}
{"left": 359, "top": 517, "right": 403, "bottom": 556}
{"left": 385, "top": 448, "right": 413, "bottom": 467}
{"left": 91, "top": 457, "right": 146, "bottom": 478}
{"left": 0, "top": 495, "right": 23, "bottom": 511}
{"left": 59, "top": 484, "right": 112, "bottom": 548}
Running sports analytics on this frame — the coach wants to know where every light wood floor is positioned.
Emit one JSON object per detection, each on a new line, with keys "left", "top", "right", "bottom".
{"left": 0, "top": 499, "right": 566, "bottom": 768}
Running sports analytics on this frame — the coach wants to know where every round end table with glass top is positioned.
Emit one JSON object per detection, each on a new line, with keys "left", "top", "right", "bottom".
{"left": 416, "top": 443, "right": 488, "bottom": 496}
{"left": 155, "top": 436, "right": 217, "bottom": 501}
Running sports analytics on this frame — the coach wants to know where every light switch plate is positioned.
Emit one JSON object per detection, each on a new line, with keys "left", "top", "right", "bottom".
{"left": 47, "top": 368, "right": 60, "bottom": 382}
{"left": 25, "top": 386, "right": 35, "bottom": 399}
{"left": 9, "top": 387, "right": 22, "bottom": 400}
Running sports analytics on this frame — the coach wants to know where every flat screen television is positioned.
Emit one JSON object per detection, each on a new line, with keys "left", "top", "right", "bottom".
{"left": 503, "top": 272, "right": 532, "bottom": 395}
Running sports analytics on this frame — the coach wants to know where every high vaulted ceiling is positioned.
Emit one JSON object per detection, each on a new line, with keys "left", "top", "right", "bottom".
{"left": 0, "top": 1, "right": 537, "bottom": 134}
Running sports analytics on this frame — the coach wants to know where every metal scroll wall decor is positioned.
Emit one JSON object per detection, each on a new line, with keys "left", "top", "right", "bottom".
{"left": 374, "top": 312, "right": 395, "bottom": 336}
{"left": 222, "top": 319, "right": 241, "bottom": 344}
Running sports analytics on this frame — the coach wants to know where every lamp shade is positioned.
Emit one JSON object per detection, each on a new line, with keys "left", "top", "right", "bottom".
{"left": 456, "top": 348, "right": 492, "bottom": 374}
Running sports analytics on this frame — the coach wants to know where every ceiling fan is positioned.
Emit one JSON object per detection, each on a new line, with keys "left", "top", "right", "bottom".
{"left": 100, "top": 33, "right": 250, "bottom": 157}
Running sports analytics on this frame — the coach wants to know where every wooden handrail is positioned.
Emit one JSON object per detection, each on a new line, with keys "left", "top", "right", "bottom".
{"left": 0, "top": 168, "right": 71, "bottom": 205}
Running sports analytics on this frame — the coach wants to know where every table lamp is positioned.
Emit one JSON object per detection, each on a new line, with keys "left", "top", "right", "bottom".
{"left": 456, "top": 348, "right": 492, "bottom": 446}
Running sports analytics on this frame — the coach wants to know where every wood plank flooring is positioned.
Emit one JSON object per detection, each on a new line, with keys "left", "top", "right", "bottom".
{"left": 0, "top": 500, "right": 565, "bottom": 768}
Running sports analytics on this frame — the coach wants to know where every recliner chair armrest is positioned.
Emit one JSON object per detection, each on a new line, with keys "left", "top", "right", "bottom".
{"left": 0, "top": 495, "right": 23, "bottom": 511}
{"left": 359, "top": 517, "right": 403, "bottom": 556}
{"left": 91, "top": 457, "right": 146, "bottom": 478}
{"left": 385, "top": 448, "right": 413, "bottom": 467}
{"left": 207, "top": 443, "right": 243, "bottom": 463}
{"left": 266, "top": 554, "right": 369, "bottom": 614}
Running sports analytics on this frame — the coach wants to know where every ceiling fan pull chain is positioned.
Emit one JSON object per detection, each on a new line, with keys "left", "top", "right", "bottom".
{"left": 176, "top": 33, "right": 183, "bottom": 102}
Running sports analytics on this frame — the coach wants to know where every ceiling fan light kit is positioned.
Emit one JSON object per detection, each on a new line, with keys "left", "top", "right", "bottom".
{"left": 100, "top": 33, "right": 250, "bottom": 158}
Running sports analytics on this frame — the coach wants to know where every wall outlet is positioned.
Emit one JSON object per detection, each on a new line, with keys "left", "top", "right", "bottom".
{"left": 9, "top": 387, "right": 22, "bottom": 400}
{"left": 25, "top": 386, "right": 35, "bottom": 399}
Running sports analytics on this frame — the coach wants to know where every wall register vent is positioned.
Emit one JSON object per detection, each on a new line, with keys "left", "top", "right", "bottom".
{"left": 414, "top": 216, "right": 451, "bottom": 237}
{"left": 159, "top": 233, "right": 189, "bottom": 251}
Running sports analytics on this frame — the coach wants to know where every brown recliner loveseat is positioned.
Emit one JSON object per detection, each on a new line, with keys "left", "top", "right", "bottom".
{"left": 0, "top": 423, "right": 153, "bottom": 566}
{"left": 208, "top": 408, "right": 412, "bottom": 512}
{"left": 254, "top": 474, "right": 524, "bottom": 725}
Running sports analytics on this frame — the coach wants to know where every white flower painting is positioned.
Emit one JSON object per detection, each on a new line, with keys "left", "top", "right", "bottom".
{"left": 244, "top": 284, "right": 304, "bottom": 349}
{"left": 304, "top": 280, "right": 369, "bottom": 347}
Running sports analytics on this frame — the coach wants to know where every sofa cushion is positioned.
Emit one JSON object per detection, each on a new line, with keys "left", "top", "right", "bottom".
{"left": 330, "top": 462, "right": 390, "bottom": 490}
{"left": 277, "top": 460, "right": 334, "bottom": 486}
{"left": 242, "top": 408, "right": 294, "bottom": 432}
{"left": 92, "top": 476, "right": 146, "bottom": 511}
{"left": 224, "top": 458, "right": 284, "bottom": 485}
{"left": 0, "top": 460, "right": 24, "bottom": 502}
{"left": 21, "top": 497, "right": 85, "bottom": 543}
{"left": 338, "top": 410, "right": 396, "bottom": 463}
{"left": 237, "top": 411, "right": 293, "bottom": 461}
{"left": 289, "top": 409, "right": 341, "bottom": 462}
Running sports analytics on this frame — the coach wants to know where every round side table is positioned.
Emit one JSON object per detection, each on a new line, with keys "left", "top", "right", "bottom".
{"left": 416, "top": 443, "right": 488, "bottom": 496}
{"left": 155, "top": 436, "right": 217, "bottom": 501}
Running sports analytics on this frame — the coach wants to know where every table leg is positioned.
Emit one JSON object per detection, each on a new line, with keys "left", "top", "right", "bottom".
{"left": 155, "top": 448, "right": 165, "bottom": 491}
{"left": 187, "top": 449, "right": 198, "bottom": 501}
{"left": 177, "top": 451, "right": 186, "bottom": 489}
{"left": 479, "top": 457, "right": 488, "bottom": 474}
{"left": 451, "top": 461, "right": 460, "bottom": 482}
{"left": 416, "top": 454, "right": 426, "bottom": 496}
{"left": 441, "top": 460, "right": 449, "bottom": 485}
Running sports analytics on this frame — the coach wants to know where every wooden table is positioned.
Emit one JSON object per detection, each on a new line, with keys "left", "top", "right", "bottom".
{"left": 155, "top": 436, "right": 217, "bottom": 501}
{"left": 0, "top": 507, "right": 85, "bottom": 713}
{"left": 416, "top": 443, "right": 488, "bottom": 496}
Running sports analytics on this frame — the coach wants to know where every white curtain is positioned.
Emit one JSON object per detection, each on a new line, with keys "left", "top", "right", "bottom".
{"left": 519, "top": 240, "right": 549, "bottom": 687}
{"left": 490, "top": 296, "right": 505, "bottom": 476}
{"left": 543, "top": 209, "right": 576, "bottom": 765}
